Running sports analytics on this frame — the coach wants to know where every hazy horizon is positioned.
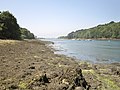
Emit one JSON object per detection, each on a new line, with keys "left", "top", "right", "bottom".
{"left": 1, "top": 0, "right": 120, "bottom": 38}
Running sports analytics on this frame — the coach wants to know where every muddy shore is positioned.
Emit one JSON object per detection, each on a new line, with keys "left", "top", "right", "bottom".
{"left": 0, "top": 39, "right": 120, "bottom": 90}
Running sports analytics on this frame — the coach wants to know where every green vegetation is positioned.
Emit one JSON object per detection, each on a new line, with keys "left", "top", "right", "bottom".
{"left": 83, "top": 69, "right": 120, "bottom": 90}
{"left": 61, "top": 21, "right": 120, "bottom": 39}
{"left": 18, "top": 82, "right": 27, "bottom": 89}
{"left": 0, "top": 11, "right": 35, "bottom": 40}
{"left": 0, "top": 11, "right": 21, "bottom": 39}
{"left": 20, "top": 28, "right": 35, "bottom": 39}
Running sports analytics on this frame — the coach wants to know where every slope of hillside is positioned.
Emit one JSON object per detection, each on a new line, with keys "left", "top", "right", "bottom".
{"left": 60, "top": 21, "right": 120, "bottom": 39}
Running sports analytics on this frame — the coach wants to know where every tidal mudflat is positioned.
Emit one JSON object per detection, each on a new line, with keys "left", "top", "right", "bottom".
{"left": 0, "top": 40, "right": 120, "bottom": 90}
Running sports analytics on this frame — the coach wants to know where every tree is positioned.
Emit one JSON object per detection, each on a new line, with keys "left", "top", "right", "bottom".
{"left": 63, "top": 21, "right": 120, "bottom": 39}
{"left": 0, "top": 11, "right": 21, "bottom": 39}
{"left": 20, "top": 28, "right": 35, "bottom": 39}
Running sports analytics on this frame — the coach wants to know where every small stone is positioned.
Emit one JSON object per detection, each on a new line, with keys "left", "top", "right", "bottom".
{"left": 9, "top": 85, "right": 18, "bottom": 89}
{"left": 67, "top": 84, "right": 75, "bottom": 90}
{"left": 75, "top": 87, "right": 84, "bottom": 90}
{"left": 62, "top": 79, "right": 69, "bottom": 85}
{"left": 41, "top": 50, "right": 45, "bottom": 52}
{"left": 18, "top": 62, "right": 20, "bottom": 63}
{"left": 75, "top": 67, "right": 82, "bottom": 75}
{"left": 57, "top": 84, "right": 69, "bottom": 90}
{"left": 29, "top": 66, "right": 35, "bottom": 69}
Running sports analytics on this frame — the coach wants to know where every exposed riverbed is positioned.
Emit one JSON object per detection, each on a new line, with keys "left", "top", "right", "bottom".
{"left": 0, "top": 39, "right": 120, "bottom": 90}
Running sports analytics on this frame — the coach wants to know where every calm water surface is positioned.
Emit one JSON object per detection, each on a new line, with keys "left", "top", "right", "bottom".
{"left": 43, "top": 38, "right": 120, "bottom": 63}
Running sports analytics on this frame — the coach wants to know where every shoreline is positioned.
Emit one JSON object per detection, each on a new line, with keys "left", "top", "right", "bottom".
{"left": 59, "top": 38, "right": 120, "bottom": 41}
{"left": 0, "top": 39, "right": 120, "bottom": 90}
{"left": 46, "top": 38, "right": 120, "bottom": 64}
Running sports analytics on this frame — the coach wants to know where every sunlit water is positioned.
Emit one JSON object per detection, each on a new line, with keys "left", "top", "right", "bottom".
{"left": 43, "top": 38, "right": 120, "bottom": 63}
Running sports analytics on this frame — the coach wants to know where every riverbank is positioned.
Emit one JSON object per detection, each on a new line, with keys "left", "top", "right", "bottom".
{"left": 0, "top": 39, "right": 120, "bottom": 90}
{"left": 60, "top": 38, "right": 120, "bottom": 41}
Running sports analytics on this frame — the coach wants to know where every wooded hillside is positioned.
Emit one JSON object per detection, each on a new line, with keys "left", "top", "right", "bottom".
{"left": 61, "top": 21, "right": 120, "bottom": 39}
{"left": 0, "top": 11, "right": 35, "bottom": 40}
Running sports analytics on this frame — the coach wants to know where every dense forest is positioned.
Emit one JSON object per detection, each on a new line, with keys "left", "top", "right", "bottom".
{"left": 0, "top": 11, "right": 35, "bottom": 40}
{"left": 20, "top": 28, "right": 35, "bottom": 39}
{"left": 60, "top": 21, "right": 120, "bottom": 39}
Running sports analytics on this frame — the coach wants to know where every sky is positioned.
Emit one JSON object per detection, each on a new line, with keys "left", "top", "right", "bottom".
{"left": 1, "top": 0, "right": 120, "bottom": 38}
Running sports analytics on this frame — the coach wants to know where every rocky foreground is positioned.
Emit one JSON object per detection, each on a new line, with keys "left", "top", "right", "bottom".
{"left": 0, "top": 40, "right": 120, "bottom": 90}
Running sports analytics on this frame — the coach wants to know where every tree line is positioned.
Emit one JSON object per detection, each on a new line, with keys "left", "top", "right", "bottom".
{"left": 60, "top": 21, "right": 120, "bottom": 39}
{"left": 0, "top": 11, "right": 35, "bottom": 40}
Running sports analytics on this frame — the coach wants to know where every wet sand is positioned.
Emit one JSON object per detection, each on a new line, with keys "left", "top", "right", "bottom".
{"left": 0, "top": 39, "right": 120, "bottom": 90}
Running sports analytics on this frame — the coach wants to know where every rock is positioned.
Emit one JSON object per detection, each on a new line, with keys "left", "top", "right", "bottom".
{"left": 29, "top": 66, "right": 35, "bottom": 69}
{"left": 67, "top": 84, "right": 75, "bottom": 90}
{"left": 74, "top": 67, "right": 89, "bottom": 89}
{"left": 9, "top": 85, "right": 18, "bottom": 89}
{"left": 49, "top": 73, "right": 58, "bottom": 79}
{"left": 75, "top": 87, "right": 84, "bottom": 90}
{"left": 10, "top": 51, "right": 14, "bottom": 54}
{"left": 50, "top": 42, "right": 54, "bottom": 44}
{"left": 28, "top": 74, "right": 49, "bottom": 89}
{"left": 39, "top": 74, "right": 49, "bottom": 83}
{"left": 41, "top": 50, "right": 45, "bottom": 52}
{"left": 75, "top": 67, "right": 82, "bottom": 77}
{"left": 18, "top": 62, "right": 20, "bottom": 63}
{"left": 116, "top": 71, "right": 120, "bottom": 75}
{"left": 62, "top": 79, "right": 69, "bottom": 85}
{"left": 22, "top": 72, "right": 32, "bottom": 78}
{"left": 74, "top": 75, "right": 87, "bottom": 89}
{"left": 57, "top": 84, "right": 69, "bottom": 90}
{"left": 111, "top": 67, "right": 120, "bottom": 76}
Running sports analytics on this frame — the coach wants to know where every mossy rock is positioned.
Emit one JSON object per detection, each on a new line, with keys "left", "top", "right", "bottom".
{"left": 18, "top": 82, "right": 27, "bottom": 89}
